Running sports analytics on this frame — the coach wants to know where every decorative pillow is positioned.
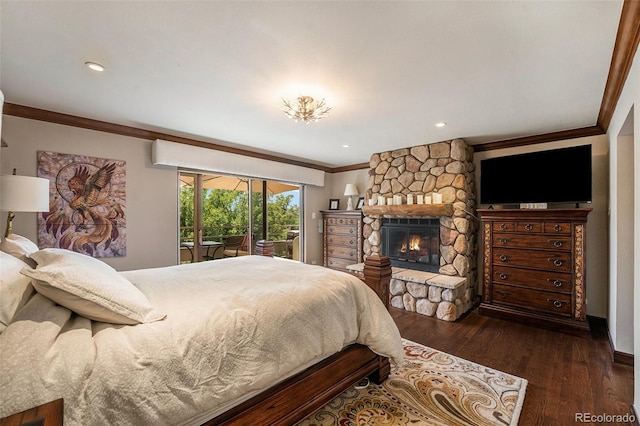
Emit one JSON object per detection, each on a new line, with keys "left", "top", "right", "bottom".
{"left": 1, "top": 234, "right": 39, "bottom": 268}
{"left": 21, "top": 249, "right": 166, "bottom": 325}
{"left": 0, "top": 251, "right": 35, "bottom": 332}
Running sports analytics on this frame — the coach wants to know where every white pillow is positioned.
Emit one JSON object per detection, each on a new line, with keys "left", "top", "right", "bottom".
{"left": 1, "top": 234, "right": 39, "bottom": 268}
{"left": 22, "top": 249, "right": 166, "bottom": 325}
{"left": 0, "top": 251, "right": 35, "bottom": 332}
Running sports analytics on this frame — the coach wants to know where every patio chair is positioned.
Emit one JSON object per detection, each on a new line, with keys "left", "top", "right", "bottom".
{"left": 292, "top": 236, "right": 300, "bottom": 261}
{"left": 223, "top": 234, "right": 250, "bottom": 257}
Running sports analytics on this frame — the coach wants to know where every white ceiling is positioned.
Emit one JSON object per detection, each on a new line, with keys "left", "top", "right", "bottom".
{"left": 0, "top": 1, "right": 623, "bottom": 168}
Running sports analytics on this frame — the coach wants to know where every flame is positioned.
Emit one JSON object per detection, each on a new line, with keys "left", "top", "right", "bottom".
{"left": 399, "top": 235, "right": 422, "bottom": 253}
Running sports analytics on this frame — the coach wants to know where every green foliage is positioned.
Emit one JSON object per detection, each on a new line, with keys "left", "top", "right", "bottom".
{"left": 180, "top": 187, "right": 299, "bottom": 243}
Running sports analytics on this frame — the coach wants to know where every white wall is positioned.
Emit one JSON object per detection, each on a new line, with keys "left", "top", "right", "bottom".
{"left": 1, "top": 116, "right": 178, "bottom": 271}
{"left": 0, "top": 114, "right": 336, "bottom": 270}
{"left": 606, "top": 43, "right": 639, "bottom": 409}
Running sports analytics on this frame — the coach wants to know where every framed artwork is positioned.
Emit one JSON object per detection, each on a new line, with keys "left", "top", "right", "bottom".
{"left": 329, "top": 199, "right": 340, "bottom": 210}
{"left": 37, "top": 151, "right": 126, "bottom": 257}
{"left": 356, "top": 197, "right": 365, "bottom": 210}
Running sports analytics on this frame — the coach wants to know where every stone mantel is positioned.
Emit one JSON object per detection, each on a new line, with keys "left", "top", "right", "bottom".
{"left": 362, "top": 203, "right": 454, "bottom": 218}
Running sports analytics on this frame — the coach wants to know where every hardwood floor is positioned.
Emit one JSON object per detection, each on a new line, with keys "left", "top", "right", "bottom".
{"left": 391, "top": 307, "right": 636, "bottom": 425}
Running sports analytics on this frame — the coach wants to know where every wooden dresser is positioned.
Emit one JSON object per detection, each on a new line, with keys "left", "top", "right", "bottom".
{"left": 478, "top": 208, "right": 592, "bottom": 336}
{"left": 322, "top": 210, "right": 363, "bottom": 272}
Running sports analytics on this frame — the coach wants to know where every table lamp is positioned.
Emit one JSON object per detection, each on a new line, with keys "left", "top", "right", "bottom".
{"left": 344, "top": 184, "right": 359, "bottom": 211}
{"left": 1, "top": 170, "right": 50, "bottom": 238}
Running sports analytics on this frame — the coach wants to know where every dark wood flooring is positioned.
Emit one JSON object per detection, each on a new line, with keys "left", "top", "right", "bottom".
{"left": 390, "top": 307, "right": 635, "bottom": 425}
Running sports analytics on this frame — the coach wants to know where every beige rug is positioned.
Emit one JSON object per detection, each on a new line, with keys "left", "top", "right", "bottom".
{"left": 297, "top": 339, "right": 527, "bottom": 426}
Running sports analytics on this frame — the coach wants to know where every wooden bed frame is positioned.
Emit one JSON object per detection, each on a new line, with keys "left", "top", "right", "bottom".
{"left": 208, "top": 254, "right": 393, "bottom": 425}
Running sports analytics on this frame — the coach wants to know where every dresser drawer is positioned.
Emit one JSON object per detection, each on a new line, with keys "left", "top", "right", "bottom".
{"left": 326, "top": 256, "right": 357, "bottom": 271}
{"left": 515, "top": 221, "right": 542, "bottom": 233}
{"left": 493, "top": 284, "right": 572, "bottom": 316}
{"left": 326, "top": 245, "right": 358, "bottom": 260}
{"left": 493, "top": 233, "right": 571, "bottom": 251}
{"left": 543, "top": 222, "right": 572, "bottom": 235}
{"left": 493, "top": 265, "right": 572, "bottom": 293}
{"left": 492, "top": 221, "right": 515, "bottom": 232}
{"left": 492, "top": 249, "right": 572, "bottom": 272}
{"left": 326, "top": 217, "right": 359, "bottom": 227}
{"left": 326, "top": 224, "right": 358, "bottom": 236}
{"left": 327, "top": 234, "right": 359, "bottom": 247}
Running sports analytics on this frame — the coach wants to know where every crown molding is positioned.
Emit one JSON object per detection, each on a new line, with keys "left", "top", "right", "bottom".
{"left": 2, "top": 103, "right": 333, "bottom": 173}
{"left": 471, "top": 126, "right": 605, "bottom": 153}
{"left": 597, "top": 0, "right": 640, "bottom": 131}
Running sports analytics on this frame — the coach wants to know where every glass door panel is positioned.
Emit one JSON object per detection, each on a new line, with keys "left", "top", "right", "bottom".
{"left": 179, "top": 173, "right": 300, "bottom": 262}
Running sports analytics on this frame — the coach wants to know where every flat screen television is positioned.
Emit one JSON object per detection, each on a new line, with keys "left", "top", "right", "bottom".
{"left": 480, "top": 144, "right": 592, "bottom": 206}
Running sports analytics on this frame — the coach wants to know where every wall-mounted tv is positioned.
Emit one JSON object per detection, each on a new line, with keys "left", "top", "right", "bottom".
{"left": 480, "top": 144, "right": 592, "bottom": 206}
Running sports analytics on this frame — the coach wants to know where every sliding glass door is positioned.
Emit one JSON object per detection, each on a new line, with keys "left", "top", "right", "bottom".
{"left": 179, "top": 172, "right": 301, "bottom": 263}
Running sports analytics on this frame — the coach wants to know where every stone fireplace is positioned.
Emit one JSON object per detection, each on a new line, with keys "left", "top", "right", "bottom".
{"left": 360, "top": 139, "right": 478, "bottom": 321}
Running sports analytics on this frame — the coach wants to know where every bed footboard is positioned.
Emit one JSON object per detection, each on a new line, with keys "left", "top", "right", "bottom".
{"left": 209, "top": 345, "right": 387, "bottom": 425}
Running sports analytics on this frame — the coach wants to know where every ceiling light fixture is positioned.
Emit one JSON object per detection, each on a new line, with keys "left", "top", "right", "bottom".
{"left": 282, "top": 96, "right": 331, "bottom": 123}
{"left": 435, "top": 122, "right": 447, "bottom": 128}
{"left": 85, "top": 61, "right": 105, "bottom": 72}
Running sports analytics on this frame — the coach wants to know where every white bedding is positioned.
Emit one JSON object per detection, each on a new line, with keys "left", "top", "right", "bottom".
{"left": 0, "top": 256, "right": 402, "bottom": 425}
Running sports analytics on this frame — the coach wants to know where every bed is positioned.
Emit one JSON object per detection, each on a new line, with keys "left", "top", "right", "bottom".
{"left": 0, "top": 240, "right": 401, "bottom": 425}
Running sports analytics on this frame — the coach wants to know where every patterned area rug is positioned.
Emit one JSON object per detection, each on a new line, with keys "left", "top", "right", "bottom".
{"left": 297, "top": 339, "right": 527, "bottom": 426}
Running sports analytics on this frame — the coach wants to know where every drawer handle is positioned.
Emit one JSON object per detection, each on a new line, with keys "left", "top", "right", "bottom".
{"left": 546, "top": 299, "right": 565, "bottom": 308}
{"left": 498, "top": 254, "right": 508, "bottom": 262}
{"left": 328, "top": 238, "right": 334, "bottom": 243}
{"left": 548, "top": 239, "right": 564, "bottom": 248}
{"left": 554, "top": 224, "right": 562, "bottom": 232}
{"left": 497, "top": 291, "right": 509, "bottom": 298}
{"left": 498, "top": 238, "right": 509, "bottom": 244}
{"left": 349, "top": 240, "right": 354, "bottom": 245}
{"left": 499, "top": 223, "right": 507, "bottom": 230}
{"left": 547, "top": 279, "right": 564, "bottom": 288}
{"left": 349, "top": 229, "right": 354, "bottom": 234}
{"left": 549, "top": 258, "right": 563, "bottom": 267}
{"left": 349, "top": 252, "right": 354, "bottom": 257}
{"left": 524, "top": 223, "right": 533, "bottom": 231}
{"left": 498, "top": 272, "right": 509, "bottom": 280}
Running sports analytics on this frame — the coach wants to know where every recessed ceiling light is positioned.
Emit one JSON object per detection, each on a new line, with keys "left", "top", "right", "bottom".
{"left": 85, "top": 61, "right": 105, "bottom": 72}
{"left": 342, "top": 144, "right": 350, "bottom": 148}
{"left": 435, "top": 122, "right": 447, "bottom": 128}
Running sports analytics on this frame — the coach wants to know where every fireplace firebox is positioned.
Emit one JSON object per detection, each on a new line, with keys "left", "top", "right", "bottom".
{"left": 381, "top": 218, "right": 440, "bottom": 272}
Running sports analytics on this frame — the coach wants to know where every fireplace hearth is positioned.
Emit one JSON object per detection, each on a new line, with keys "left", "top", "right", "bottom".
{"left": 381, "top": 218, "right": 439, "bottom": 272}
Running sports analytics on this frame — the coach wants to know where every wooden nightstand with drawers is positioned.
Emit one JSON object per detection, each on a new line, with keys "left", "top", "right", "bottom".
{"left": 321, "top": 210, "right": 363, "bottom": 272}
{"left": 478, "top": 208, "right": 592, "bottom": 336}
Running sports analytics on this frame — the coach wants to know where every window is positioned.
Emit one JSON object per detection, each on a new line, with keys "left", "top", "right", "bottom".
{"left": 179, "top": 172, "right": 301, "bottom": 262}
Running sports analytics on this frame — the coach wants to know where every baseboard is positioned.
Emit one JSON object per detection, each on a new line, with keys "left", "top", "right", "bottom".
{"left": 594, "top": 315, "right": 635, "bottom": 367}
{"left": 614, "top": 350, "right": 635, "bottom": 366}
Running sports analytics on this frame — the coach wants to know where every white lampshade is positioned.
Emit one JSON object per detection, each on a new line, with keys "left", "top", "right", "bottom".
{"left": 344, "top": 184, "right": 359, "bottom": 196}
{"left": 1, "top": 174, "right": 50, "bottom": 212}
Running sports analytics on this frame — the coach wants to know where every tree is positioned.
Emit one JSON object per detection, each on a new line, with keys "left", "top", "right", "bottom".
{"left": 180, "top": 187, "right": 299, "bottom": 243}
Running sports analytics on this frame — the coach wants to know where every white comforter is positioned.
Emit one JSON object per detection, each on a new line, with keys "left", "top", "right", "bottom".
{"left": 0, "top": 256, "right": 402, "bottom": 425}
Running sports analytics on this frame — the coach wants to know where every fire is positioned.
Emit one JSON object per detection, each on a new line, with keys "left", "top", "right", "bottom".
{"left": 399, "top": 235, "right": 422, "bottom": 253}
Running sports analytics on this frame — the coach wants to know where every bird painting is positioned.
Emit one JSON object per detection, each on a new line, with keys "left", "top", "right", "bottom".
{"left": 38, "top": 152, "right": 126, "bottom": 257}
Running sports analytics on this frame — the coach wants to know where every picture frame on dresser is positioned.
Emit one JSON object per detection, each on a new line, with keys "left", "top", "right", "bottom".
{"left": 356, "top": 197, "right": 365, "bottom": 210}
{"left": 329, "top": 199, "right": 340, "bottom": 210}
